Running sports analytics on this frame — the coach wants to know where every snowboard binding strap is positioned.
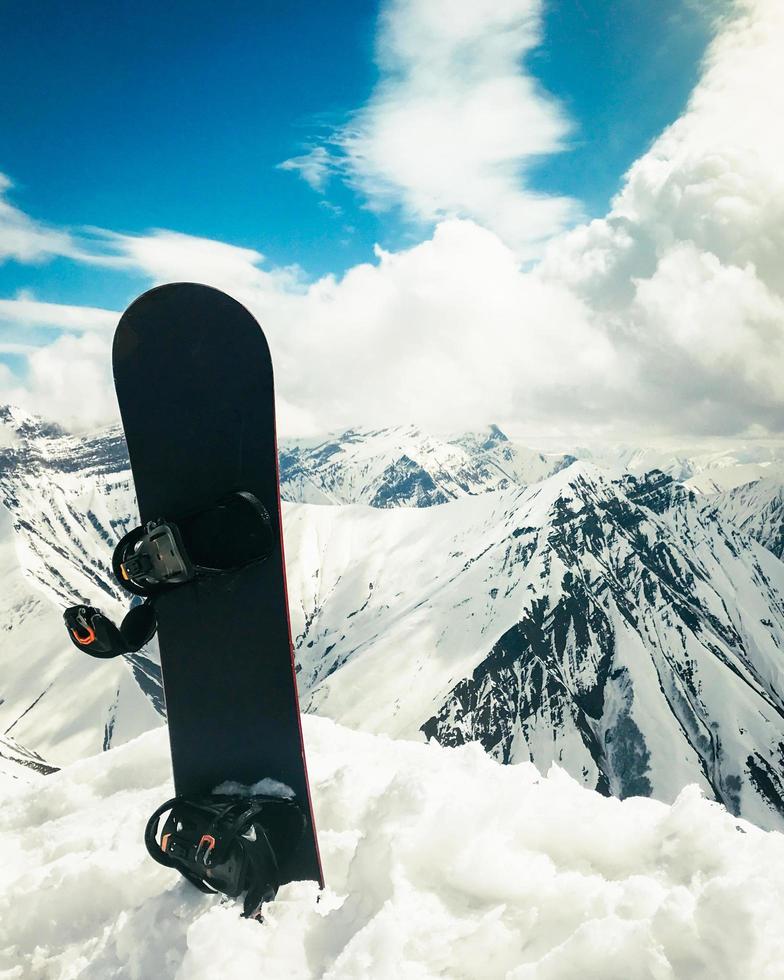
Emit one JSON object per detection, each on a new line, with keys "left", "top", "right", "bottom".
{"left": 63, "top": 602, "right": 156, "bottom": 659}
{"left": 145, "top": 793, "right": 306, "bottom": 918}
{"left": 114, "top": 491, "right": 274, "bottom": 597}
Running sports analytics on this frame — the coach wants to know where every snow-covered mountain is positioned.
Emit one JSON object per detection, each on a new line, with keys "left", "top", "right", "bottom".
{"left": 580, "top": 441, "right": 784, "bottom": 493}
{"left": 279, "top": 424, "right": 574, "bottom": 506}
{"left": 0, "top": 406, "right": 162, "bottom": 765}
{"left": 2, "top": 405, "right": 784, "bottom": 832}
{"left": 705, "top": 478, "right": 784, "bottom": 560}
{"left": 284, "top": 466, "right": 784, "bottom": 830}
{"left": 0, "top": 733, "right": 57, "bottom": 787}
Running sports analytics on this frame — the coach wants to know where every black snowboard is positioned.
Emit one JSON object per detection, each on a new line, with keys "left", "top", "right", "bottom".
{"left": 113, "top": 282, "right": 323, "bottom": 888}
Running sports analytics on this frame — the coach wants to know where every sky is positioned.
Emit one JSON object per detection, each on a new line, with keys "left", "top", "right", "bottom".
{"left": 0, "top": 0, "right": 781, "bottom": 445}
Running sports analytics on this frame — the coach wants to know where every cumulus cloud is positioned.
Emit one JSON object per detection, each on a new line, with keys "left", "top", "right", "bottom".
{"left": 59, "top": 218, "right": 619, "bottom": 437}
{"left": 0, "top": 331, "right": 117, "bottom": 430}
{"left": 280, "top": 0, "right": 578, "bottom": 257}
{"left": 538, "top": 0, "right": 784, "bottom": 435}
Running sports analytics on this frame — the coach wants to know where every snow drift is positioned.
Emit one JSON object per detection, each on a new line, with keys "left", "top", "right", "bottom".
{"left": 1, "top": 717, "right": 784, "bottom": 979}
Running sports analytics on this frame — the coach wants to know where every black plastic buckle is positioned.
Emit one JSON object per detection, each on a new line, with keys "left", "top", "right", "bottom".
{"left": 120, "top": 522, "right": 193, "bottom": 588}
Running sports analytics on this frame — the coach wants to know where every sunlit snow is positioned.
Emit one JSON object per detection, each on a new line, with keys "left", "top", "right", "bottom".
{"left": 2, "top": 717, "right": 784, "bottom": 979}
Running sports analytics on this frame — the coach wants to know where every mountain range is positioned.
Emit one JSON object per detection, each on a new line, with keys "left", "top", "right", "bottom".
{"left": 1, "top": 405, "right": 783, "bottom": 831}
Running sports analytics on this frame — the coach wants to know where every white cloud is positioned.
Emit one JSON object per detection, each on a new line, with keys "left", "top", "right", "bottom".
{"left": 0, "top": 174, "right": 81, "bottom": 264}
{"left": 0, "top": 332, "right": 117, "bottom": 431}
{"left": 0, "top": 296, "right": 118, "bottom": 332}
{"left": 537, "top": 0, "right": 784, "bottom": 434}
{"left": 278, "top": 146, "right": 339, "bottom": 193}
{"left": 280, "top": 0, "right": 578, "bottom": 257}
{"left": 83, "top": 228, "right": 305, "bottom": 298}
{"left": 62, "top": 218, "right": 620, "bottom": 437}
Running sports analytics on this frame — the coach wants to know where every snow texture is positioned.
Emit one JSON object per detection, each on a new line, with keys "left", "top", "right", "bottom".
{"left": 286, "top": 465, "right": 784, "bottom": 830}
{"left": 214, "top": 777, "right": 295, "bottom": 799}
{"left": 2, "top": 716, "right": 784, "bottom": 980}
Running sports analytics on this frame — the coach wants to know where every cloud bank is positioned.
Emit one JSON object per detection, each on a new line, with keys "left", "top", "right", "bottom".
{"left": 0, "top": 0, "right": 782, "bottom": 442}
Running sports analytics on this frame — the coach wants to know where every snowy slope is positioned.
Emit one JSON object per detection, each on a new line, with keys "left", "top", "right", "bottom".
{"left": 0, "top": 406, "right": 134, "bottom": 605}
{"left": 1, "top": 717, "right": 783, "bottom": 980}
{"left": 685, "top": 463, "right": 784, "bottom": 494}
{"left": 704, "top": 478, "right": 784, "bottom": 560}
{"left": 284, "top": 467, "right": 784, "bottom": 830}
{"left": 0, "top": 733, "right": 57, "bottom": 790}
{"left": 0, "top": 407, "right": 163, "bottom": 765}
{"left": 580, "top": 441, "right": 784, "bottom": 492}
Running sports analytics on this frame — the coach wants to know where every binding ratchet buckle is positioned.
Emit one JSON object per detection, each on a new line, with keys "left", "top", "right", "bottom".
{"left": 119, "top": 522, "right": 193, "bottom": 585}
{"left": 196, "top": 834, "right": 217, "bottom": 866}
{"left": 114, "top": 520, "right": 195, "bottom": 595}
{"left": 63, "top": 602, "right": 157, "bottom": 659}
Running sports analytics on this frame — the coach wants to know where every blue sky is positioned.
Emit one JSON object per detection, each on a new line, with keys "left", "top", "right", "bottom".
{"left": 0, "top": 0, "right": 710, "bottom": 308}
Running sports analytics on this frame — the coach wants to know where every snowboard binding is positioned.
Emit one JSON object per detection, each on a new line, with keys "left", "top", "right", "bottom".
{"left": 114, "top": 491, "right": 274, "bottom": 597}
{"left": 145, "top": 793, "right": 306, "bottom": 918}
{"left": 64, "top": 491, "right": 274, "bottom": 656}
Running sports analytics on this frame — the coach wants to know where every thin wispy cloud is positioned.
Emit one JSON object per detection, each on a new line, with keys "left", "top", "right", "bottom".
{"left": 278, "top": 146, "right": 338, "bottom": 194}
{"left": 0, "top": 174, "right": 79, "bottom": 264}
{"left": 0, "top": 296, "right": 118, "bottom": 332}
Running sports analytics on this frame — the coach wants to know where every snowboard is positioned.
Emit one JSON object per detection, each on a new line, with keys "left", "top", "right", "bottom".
{"left": 113, "top": 282, "right": 323, "bottom": 888}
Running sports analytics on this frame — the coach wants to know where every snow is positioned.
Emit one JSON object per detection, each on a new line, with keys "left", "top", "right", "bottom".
{"left": 215, "top": 777, "right": 295, "bottom": 799}
{"left": 2, "top": 409, "right": 784, "bottom": 976}
{"left": 705, "top": 477, "right": 784, "bottom": 559}
{"left": 576, "top": 442, "right": 784, "bottom": 493}
{"left": 0, "top": 501, "right": 161, "bottom": 766}
{"left": 1, "top": 716, "right": 784, "bottom": 979}
{"left": 284, "top": 466, "right": 784, "bottom": 830}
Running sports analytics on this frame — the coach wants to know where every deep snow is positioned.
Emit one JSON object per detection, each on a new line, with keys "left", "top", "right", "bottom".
{"left": 2, "top": 717, "right": 784, "bottom": 980}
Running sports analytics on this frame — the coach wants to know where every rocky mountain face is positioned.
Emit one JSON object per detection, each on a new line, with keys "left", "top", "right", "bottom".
{"left": 279, "top": 424, "right": 574, "bottom": 506}
{"left": 705, "top": 478, "right": 784, "bottom": 560}
{"left": 0, "top": 733, "right": 58, "bottom": 786}
{"left": 419, "top": 470, "right": 784, "bottom": 829}
{"left": 1, "top": 405, "right": 784, "bottom": 832}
